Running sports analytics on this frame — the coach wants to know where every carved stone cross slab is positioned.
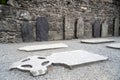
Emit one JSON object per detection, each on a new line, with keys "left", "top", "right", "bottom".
{"left": 10, "top": 50, "right": 108, "bottom": 76}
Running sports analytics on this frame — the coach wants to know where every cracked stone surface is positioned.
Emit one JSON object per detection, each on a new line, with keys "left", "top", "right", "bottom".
{"left": 10, "top": 50, "right": 108, "bottom": 76}
{"left": 18, "top": 43, "right": 68, "bottom": 51}
{"left": 81, "top": 38, "right": 114, "bottom": 44}
{"left": 107, "top": 43, "right": 120, "bottom": 49}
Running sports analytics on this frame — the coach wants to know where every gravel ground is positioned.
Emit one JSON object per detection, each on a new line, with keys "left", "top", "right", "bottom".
{"left": 0, "top": 37, "right": 120, "bottom": 80}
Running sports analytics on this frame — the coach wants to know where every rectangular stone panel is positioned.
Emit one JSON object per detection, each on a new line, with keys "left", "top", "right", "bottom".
{"left": 92, "top": 19, "right": 101, "bottom": 37}
{"left": 36, "top": 17, "right": 49, "bottom": 41}
{"left": 64, "top": 16, "right": 75, "bottom": 39}
{"left": 101, "top": 20, "right": 108, "bottom": 37}
{"left": 84, "top": 22, "right": 92, "bottom": 38}
{"left": 21, "top": 21, "right": 35, "bottom": 42}
{"left": 114, "top": 17, "right": 119, "bottom": 36}
{"left": 76, "top": 17, "right": 84, "bottom": 38}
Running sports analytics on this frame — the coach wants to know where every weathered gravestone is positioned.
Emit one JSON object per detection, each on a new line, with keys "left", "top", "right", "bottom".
{"left": 36, "top": 17, "right": 49, "bottom": 41}
{"left": 92, "top": 19, "right": 101, "bottom": 37}
{"left": 76, "top": 17, "right": 85, "bottom": 38}
{"left": 21, "top": 21, "right": 34, "bottom": 42}
{"left": 84, "top": 22, "right": 92, "bottom": 38}
{"left": 101, "top": 20, "right": 108, "bottom": 37}
{"left": 114, "top": 17, "right": 119, "bottom": 36}
{"left": 64, "top": 16, "right": 75, "bottom": 39}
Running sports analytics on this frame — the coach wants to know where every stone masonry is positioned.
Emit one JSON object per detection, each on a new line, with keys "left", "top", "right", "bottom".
{"left": 0, "top": 0, "right": 119, "bottom": 43}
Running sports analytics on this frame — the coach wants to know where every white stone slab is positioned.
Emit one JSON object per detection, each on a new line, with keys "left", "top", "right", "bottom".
{"left": 81, "top": 38, "right": 114, "bottom": 44}
{"left": 10, "top": 50, "right": 108, "bottom": 76}
{"left": 48, "top": 50, "right": 108, "bottom": 66}
{"left": 10, "top": 56, "right": 52, "bottom": 76}
{"left": 18, "top": 43, "right": 68, "bottom": 51}
{"left": 107, "top": 43, "right": 120, "bottom": 49}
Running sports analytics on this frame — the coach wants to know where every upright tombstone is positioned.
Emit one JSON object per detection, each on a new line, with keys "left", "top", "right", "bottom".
{"left": 21, "top": 21, "right": 34, "bottom": 42}
{"left": 101, "top": 20, "right": 108, "bottom": 37}
{"left": 114, "top": 16, "right": 119, "bottom": 36}
{"left": 92, "top": 19, "right": 101, "bottom": 37}
{"left": 76, "top": 17, "right": 85, "bottom": 38}
{"left": 36, "top": 17, "right": 49, "bottom": 41}
{"left": 64, "top": 16, "right": 75, "bottom": 39}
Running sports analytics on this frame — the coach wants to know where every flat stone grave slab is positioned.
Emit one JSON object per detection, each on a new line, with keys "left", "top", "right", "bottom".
{"left": 18, "top": 43, "right": 68, "bottom": 51}
{"left": 10, "top": 50, "right": 108, "bottom": 76}
{"left": 107, "top": 43, "right": 120, "bottom": 49}
{"left": 81, "top": 38, "right": 114, "bottom": 44}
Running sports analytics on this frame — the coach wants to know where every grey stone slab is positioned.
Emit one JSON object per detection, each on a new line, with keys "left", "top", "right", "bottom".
{"left": 81, "top": 38, "right": 114, "bottom": 44}
{"left": 84, "top": 23, "right": 92, "bottom": 38}
{"left": 114, "top": 17, "right": 119, "bottom": 36}
{"left": 10, "top": 50, "right": 108, "bottom": 76}
{"left": 21, "top": 21, "right": 34, "bottom": 42}
{"left": 48, "top": 50, "right": 108, "bottom": 66}
{"left": 76, "top": 17, "right": 85, "bottom": 38}
{"left": 101, "top": 20, "right": 108, "bottom": 37}
{"left": 18, "top": 43, "right": 68, "bottom": 51}
{"left": 93, "top": 19, "right": 101, "bottom": 37}
{"left": 64, "top": 16, "right": 75, "bottom": 39}
{"left": 107, "top": 43, "right": 120, "bottom": 49}
{"left": 36, "top": 17, "right": 49, "bottom": 41}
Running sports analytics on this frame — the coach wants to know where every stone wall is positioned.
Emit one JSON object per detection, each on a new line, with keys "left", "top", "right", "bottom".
{"left": 0, "top": 0, "right": 119, "bottom": 43}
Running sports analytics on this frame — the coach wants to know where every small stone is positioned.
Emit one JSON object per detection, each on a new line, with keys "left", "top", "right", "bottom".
{"left": 19, "top": 10, "right": 31, "bottom": 20}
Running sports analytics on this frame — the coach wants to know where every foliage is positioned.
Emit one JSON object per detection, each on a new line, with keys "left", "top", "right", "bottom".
{"left": 0, "top": 0, "right": 7, "bottom": 5}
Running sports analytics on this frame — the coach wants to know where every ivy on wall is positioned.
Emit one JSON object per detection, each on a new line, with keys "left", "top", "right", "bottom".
{"left": 0, "top": 0, "right": 7, "bottom": 5}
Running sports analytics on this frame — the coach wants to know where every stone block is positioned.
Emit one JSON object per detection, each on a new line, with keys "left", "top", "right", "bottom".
{"left": 76, "top": 17, "right": 84, "bottom": 38}
{"left": 21, "top": 21, "right": 35, "bottom": 42}
{"left": 17, "top": 10, "right": 32, "bottom": 20}
{"left": 84, "top": 23, "right": 92, "bottom": 38}
{"left": 64, "top": 16, "right": 75, "bottom": 39}
{"left": 114, "top": 17, "right": 119, "bottom": 36}
{"left": 92, "top": 19, "right": 101, "bottom": 37}
{"left": 36, "top": 17, "right": 49, "bottom": 41}
{"left": 101, "top": 20, "right": 108, "bottom": 37}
